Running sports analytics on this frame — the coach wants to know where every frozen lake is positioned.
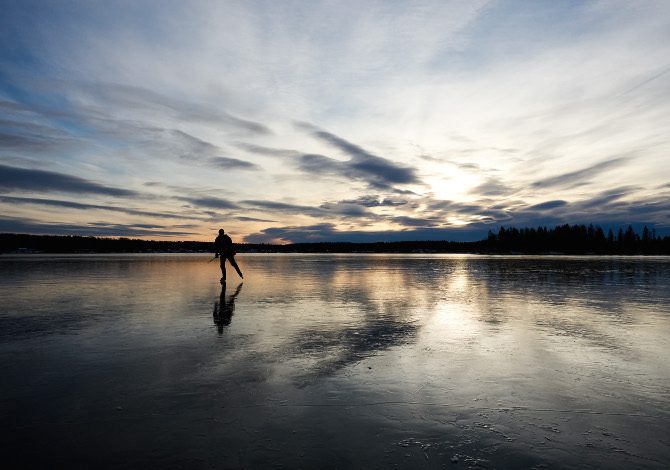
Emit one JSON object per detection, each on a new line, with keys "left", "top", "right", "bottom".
{"left": 1, "top": 254, "right": 669, "bottom": 469}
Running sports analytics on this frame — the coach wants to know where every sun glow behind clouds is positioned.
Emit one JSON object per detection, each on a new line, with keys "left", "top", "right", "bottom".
{"left": 425, "top": 170, "right": 482, "bottom": 202}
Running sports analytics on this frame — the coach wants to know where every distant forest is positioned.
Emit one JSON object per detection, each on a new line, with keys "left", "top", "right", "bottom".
{"left": 1, "top": 224, "right": 669, "bottom": 255}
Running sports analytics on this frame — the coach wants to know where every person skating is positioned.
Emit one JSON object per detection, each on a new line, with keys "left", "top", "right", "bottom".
{"left": 214, "top": 228, "right": 243, "bottom": 283}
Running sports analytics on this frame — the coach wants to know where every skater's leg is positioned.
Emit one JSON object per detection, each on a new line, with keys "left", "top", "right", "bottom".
{"left": 220, "top": 256, "right": 227, "bottom": 283}
{"left": 227, "top": 255, "right": 243, "bottom": 279}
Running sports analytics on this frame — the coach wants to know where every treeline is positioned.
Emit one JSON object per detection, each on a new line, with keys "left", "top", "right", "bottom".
{"left": 483, "top": 224, "right": 670, "bottom": 255}
{"left": 1, "top": 224, "right": 669, "bottom": 255}
{"left": 0, "top": 234, "right": 212, "bottom": 254}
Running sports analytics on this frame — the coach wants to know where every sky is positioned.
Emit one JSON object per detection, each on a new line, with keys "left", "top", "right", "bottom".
{"left": 1, "top": 0, "right": 669, "bottom": 243}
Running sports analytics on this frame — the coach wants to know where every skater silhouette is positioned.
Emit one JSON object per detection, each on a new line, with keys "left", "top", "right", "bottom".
{"left": 214, "top": 228, "right": 243, "bottom": 283}
{"left": 213, "top": 282, "right": 243, "bottom": 333}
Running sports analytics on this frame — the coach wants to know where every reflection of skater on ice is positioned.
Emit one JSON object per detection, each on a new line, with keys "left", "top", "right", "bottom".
{"left": 213, "top": 283, "right": 243, "bottom": 333}
{"left": 214, "top": 228, "right": 243, "bottom": 283}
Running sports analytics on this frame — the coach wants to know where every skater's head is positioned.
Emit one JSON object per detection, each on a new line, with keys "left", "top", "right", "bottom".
{"left": 218, "top": 228, "right": 225, "bottom": 235}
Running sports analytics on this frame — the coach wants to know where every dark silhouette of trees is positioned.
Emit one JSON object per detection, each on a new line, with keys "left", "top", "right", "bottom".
{"left": 0, "top": 234, "right": 212, "bottom": 254}
{"left": 480, "top": 224, "right": 668, "bottom": 255}
{"left": 1, "top": 224, "right": 669, "bottom": 255}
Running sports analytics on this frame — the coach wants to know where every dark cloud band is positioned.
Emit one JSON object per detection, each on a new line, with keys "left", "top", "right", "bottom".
{"left": 0, "top": 195, "right": 203, "bottom": 220}
{"left": 0, "top": 216, "right": 195, "bottom": 237}
{"left": 532, "top": 157, "right": 631, "bottom": 189}
{"left": 296, "top": 123, "right": 420, "bottom": 189}
{"left": 0, "top": 164, "right": 137, "bottom": 197}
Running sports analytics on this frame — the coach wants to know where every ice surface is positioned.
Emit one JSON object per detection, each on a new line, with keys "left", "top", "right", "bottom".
{"left": 1, "top": 254, "right": 669, "bottom": 468}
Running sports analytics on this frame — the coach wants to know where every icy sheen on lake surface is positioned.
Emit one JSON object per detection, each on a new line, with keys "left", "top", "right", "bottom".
{"left": 1, "top": 254, "right": 669, "bottom": 469}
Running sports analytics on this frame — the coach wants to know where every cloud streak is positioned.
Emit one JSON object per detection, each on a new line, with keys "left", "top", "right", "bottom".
{"left": 178, "top": 196, "right": 240, "bottom": 210}
{"left": 79, "top": 82, "right": 271, "bottom": 135}
{"left": 0, "top": 164, "right": 137, "bottom": 197}
{"left": 532, "top": 157, "right": 632, "bottom": 189}
{"left": 208, "top": 157, "right": 259, "bottom": 170}
{"left": 0, "top": 216, "right": 196, "bottom": 237}
{"left": 0, "top": 195, "right": 204, "bottom": 220}
{"left": 298, "top": 124, "right": 420, "bottom": 189}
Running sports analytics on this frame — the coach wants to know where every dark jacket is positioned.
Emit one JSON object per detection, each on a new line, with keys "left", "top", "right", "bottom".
{"left": 214, "top": 234, "right": 234, "bottom": 256}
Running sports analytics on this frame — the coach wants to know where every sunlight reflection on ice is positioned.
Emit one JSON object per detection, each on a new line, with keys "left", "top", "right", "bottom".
{"left": 1, "top": 254, "right": 669, "bottom": 468}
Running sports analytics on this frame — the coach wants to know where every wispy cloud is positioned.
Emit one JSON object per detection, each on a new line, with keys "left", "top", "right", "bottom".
{"left": 338, "top": 195, "right": 407, "bottom": 207}
{"left": 572, "top": 186, "right": 639, "bottom": 210}
{"left": 532, "top": 157, "right": 632, "bottom": 189}
{"left": 298, "top": 123, "right": 420, "bottom": 189}
{"left": 527, "top": 200, "right": 568, "bottom": 211}
{"left": 0, "top": 164, "right": 137, "bottom": 197}
{"left": 240, "top": 199, "right": 327, "bottom": 219}
{"left": 470, "top": 177, "right": 516, "bottom": 197}
{"left": 0, "top": 216, "right": 196, "bottom": 237}
{"left": 178, "top": 196, "right": 240, "bottom": 210}
{"left": 208, "top": 156, "right": 259, "bottom": 170}
{"left": 0, "top": 195, "right": 204, "bottom": 220}
{"left": 234, "top": 142, "right": 298, "bottom": 158}
{"left": 392, "top": 216, "right": 441, "bottom": 228}
{"left": 78, "top": 82, "right": 271, "bottom": 135}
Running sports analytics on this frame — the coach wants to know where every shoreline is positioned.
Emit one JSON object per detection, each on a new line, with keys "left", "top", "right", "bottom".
{"left": 3, "top": 251, "right": 670, "bottom": 257}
